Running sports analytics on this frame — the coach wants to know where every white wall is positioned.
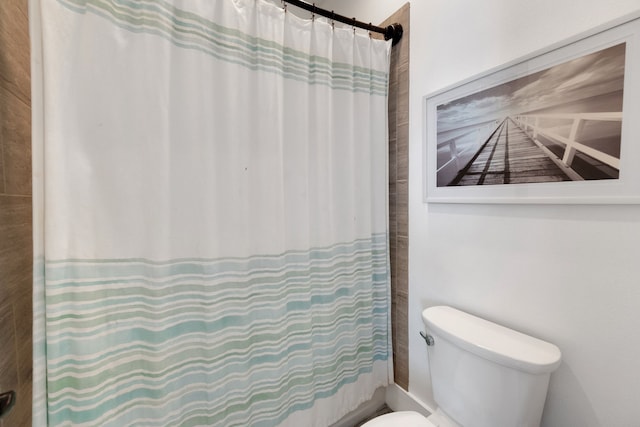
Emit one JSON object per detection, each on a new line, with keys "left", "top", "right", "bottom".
{"left": 321, "top": 1, "right": 640, "bottom": 426}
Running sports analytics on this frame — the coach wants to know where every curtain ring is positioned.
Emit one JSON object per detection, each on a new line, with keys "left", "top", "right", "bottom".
{"left": 282, "top": 0, "right": 287, "bottom": 13}
{"left": 331, "top": 11, "right": 335, "bottom": 29}
{"left": 312, "top": 3, "right": 316, "bottom": 21}
{"left": 352, "top": 17, "right": 357, "bottom": 34}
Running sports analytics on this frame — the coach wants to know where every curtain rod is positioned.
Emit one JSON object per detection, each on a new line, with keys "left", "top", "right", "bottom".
{"left": 281, "top": 0, "right": 403, "bottom": 45}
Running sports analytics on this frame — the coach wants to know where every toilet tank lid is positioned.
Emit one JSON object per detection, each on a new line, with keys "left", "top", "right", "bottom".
{"left": 422, "top": 306, "right": 561, "bottom": 374}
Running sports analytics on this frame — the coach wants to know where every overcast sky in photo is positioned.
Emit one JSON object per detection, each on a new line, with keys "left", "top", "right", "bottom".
{"left": 437, "top": 43, "right": 626, "bottom": 133}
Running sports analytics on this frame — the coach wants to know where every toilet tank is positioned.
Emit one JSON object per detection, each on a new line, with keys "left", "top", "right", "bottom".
{"left": 422, "top": 306, "right": 561, "bottom": 427}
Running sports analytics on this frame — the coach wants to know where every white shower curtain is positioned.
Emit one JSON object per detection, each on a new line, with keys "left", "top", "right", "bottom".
{"left": 31, "top": 0, "right": 391, "bottom": 425}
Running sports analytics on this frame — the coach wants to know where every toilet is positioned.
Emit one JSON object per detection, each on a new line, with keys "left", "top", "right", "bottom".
{"left": 363, "top": 306, "right": 562, "bottom": 427}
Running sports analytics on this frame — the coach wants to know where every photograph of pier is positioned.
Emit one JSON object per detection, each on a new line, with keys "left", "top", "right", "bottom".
{"left": 435, "top": 43, "right": 626, "bottom": 187}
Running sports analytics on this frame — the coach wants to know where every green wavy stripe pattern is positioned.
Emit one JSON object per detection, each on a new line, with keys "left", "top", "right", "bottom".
{"left": 57, "top": 0, "right": 389, "bottom": 95}
{"left": 43, "top": 233, "right": 390, "bottom": 426}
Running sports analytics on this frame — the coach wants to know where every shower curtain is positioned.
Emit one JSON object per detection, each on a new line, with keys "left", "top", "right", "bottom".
{"left": 31, "top": 0, "right": 391, "bottom": 425}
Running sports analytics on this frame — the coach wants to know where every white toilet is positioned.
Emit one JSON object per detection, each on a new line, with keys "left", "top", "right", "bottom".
{"left": 363, "top": 306, "right": 562, "bottom": 427}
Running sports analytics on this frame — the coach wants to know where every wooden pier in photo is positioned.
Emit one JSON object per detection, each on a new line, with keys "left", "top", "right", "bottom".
{"left": 449, "top": 117, "right": 572, "bottom": 186}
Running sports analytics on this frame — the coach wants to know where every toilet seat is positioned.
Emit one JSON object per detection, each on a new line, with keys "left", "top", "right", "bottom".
{"left": 360, "top": 411, "right": 435, "bottom": 427}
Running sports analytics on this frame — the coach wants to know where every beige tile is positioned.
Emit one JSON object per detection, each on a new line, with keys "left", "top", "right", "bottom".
{"left": 397, "top": 179, "right": 408, "bottom": 237}
{"left": 389, "top": 235, "right": 397, "bottom": 282}
{"left": 396, "top": 291, "right": 409, "bottom": 341}
{"left": 0, "top": 195, "right": 32, "bottom": 300}
{"left": 0, "top": 302, "right": 18, "bottom": 393}
{"left": 0, "top": 0, "right": 31, "bottom": 104}
{"left": 388, "top": 117, "right": 397, "bottom": 142}
{"left": 396, "top": 69, "right": 409, "bottom": 127}
{"left": 394, "top": 358, "right": 409, "bottom": 390}
{"left": 0, "top": 86, "right": 31, "bottom": 196}
{"left": 395, "top": 325, "right": 408, "bottom": 356}
{"left": 394, "top": 271, "right": 408, "bottom": 298}
{"left": 388, "top": 181, "right": 397, "bottom": 196}
{"left": 0, "top": 194, "right": 32, "bottom": 233}
{"left": 396, "top": 236, "right": 408, "bottom": 278}
{"left": 388, "top": 142, "right": 397, "bottom": 184}
{"left": 388, "top": 101, "right": 398, "bottom": 127}
{"left": 0, "top": 139, "right": 5, "bottom": 194}
{"left": 389, "top": 204, "right": 397, "bottom": 241}
{"left": 397, "top": 203, "right": 408, "bottom": 239}
{"left": 396, "top": 67, "right": 409, "bottom": 127}
{"left": 397, "top": 336, "right": 409, "bottom": 361}
{"left": 394, "top": 291, "right": 409, "bottom": 389}
{"left": 388, "top": 134, "right": 397, "bottom": 156}
{"left": 387, "top": 104, "right": 398, "bottom": 139}
{"left": 0, "top": 194, "right": 31, "bottom": 423}
{"left": 396, "top": 121, "right": 409, "bottom": 152}
{"left": 2, "top": 137, "right": 32, "bottom": 196}
{"left": 398, "top": 27, "right": 410, "bottom": 63}
{"left": 396, "top": 127, "right": 409, "bottom": 182}
{"left": 396, "top": 89, "right": 409, "bottom": 129}
{"left": 13, "top": 290, "right": 32, "bottom": 387}
{"left": 397, "top": 56, "right": 409, "bottom": 87}
{"left": 397, "top": 179, "right": 408, "bottom": 203}
{"left": 1, "top": 380, "right": 31, "bottom": 427}
{"left": 396, "top": 99, "right": 407, "bottom": 129}
{"left": 382, "top": 2, "right": 410, "bottom": 392}
{"left": 391, "top": 299, "right": 398, "bottom": 337}
{"left": 397, "top": 104, "right": 409, "bottom": 129}
{"left": 398, "top": 45, "right": 409, "bottom": 71}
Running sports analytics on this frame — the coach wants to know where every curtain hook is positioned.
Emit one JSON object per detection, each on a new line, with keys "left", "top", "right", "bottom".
{"left": 312, "top": 3, "right": 316, "bottom": 21}
{"left": 331, "top": 11, "right": 335, "bottom": 30}
{"left": 282, "top": 0, "right": 287, "bottom": 13}
{"left": 352, "top": 17, "right": 357, "bottom": 35}
{"left": 369, "top": 22, "right": 372, "bottom": 38}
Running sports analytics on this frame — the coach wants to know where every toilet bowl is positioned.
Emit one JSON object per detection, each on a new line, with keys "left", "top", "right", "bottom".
{"left": 362, "top": 306, "right": 561, "bottom": 427}
{"left": 360, "top": 411, "right": 433, "bottom": 427}
{"left": 361, "top": 409, "right": 458, "bottom": 427}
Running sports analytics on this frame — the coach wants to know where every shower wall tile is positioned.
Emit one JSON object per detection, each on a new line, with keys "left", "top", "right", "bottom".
{"left": 0, "top": 302, "right": 19, "bottom": 392}
{"left": 381, "top": 3, "right": 410, "bottom": 391}
{"left": 0, "top": 86, "right": 32, "bottom": 195}
{"left": 0, "top": 196, "right": 32, "bottom": 427}
{"left": 1, "top": 380, "right": 31, "bottom": 427}
{"left": 0, "top": 0, "right": 31, "bottom": 104}
{"left": 389, "top": 180, "right": 397, "bottom": 229}
{"left": 396, "top": 128, "right": 409, "bottom": 183}
{"left": 397, "top": 179, "right": 408, "bottom": 226}
{"left": 13, "top": 285, "right": 32, "bottom": 387}
{"left": 396, "top": 237, "right": 409, "bottom": 291}
{"left": 0, "top": 196, "right": 32, "bottom": 295}
{"left": 0, "top": 0, "right": 32, "bottom": 424}
{"left": 397, "top": 71, "right": 410, "bottom": 127}
{"left": 388, "top": 138, "right": 397, "bottom": 184}
{"left": 0, "top": 146, "right": 5, "bottom": 194}
{"left": 397, "top": 197, "right": 408, "bottom": 239}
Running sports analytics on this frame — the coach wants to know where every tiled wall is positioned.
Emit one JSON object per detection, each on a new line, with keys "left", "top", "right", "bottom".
{"left": 382, "top": 4, "right": 410, "bottom": 390}
{"left": 0, "top": 0, "right": 32, "bottom": 425}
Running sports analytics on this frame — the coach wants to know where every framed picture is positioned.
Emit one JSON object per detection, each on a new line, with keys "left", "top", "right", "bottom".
{"left": 423, "top": 13, "right": 640, "bottom": 204}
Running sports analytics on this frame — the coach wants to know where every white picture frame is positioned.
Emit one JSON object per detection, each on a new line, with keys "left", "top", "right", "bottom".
{"left": 423, "top": 12, "right": 640, "bottom": 204}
